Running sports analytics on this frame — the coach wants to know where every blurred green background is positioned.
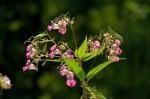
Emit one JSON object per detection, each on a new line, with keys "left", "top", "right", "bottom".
{"left": 0, "top": 0, "right": 150, "bottom": 99}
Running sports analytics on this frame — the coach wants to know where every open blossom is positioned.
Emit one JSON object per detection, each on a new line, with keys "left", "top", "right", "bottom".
{"left": 22, "top": 60, "right": 38, "bottom": 72}
{"left": 49, "top": 44, "right": 62, "bottom": 59}
{"left": 63, "top": 50, "right": 74, "bottom": 59}
{"left": 26, "top": 44, "right": 37, "bottom": 59}
{"left": 0, "top": 74, "right": 12, "bottom": 90}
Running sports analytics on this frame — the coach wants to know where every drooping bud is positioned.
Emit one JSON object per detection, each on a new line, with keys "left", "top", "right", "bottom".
{"left": 66, "top": 79, "right": 76, "bottom": 87}
{"left": 115, "top": 39, "right": 121, "bottom": 46}
{"left": 93, "top": 40, "right": 100, "bottom": 48}
{"left": 59, "top": 65, "right": 68, "bottom": 76}
{"left": 115, "top": 47, "right": 122, "bottom": 55}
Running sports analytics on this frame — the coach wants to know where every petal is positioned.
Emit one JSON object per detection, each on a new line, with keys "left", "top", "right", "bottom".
{"left": 28, "top": 64, "right": 38, "bottom": 71}
{"left": 59, "top": 27, "right": 67, "bottom": 35}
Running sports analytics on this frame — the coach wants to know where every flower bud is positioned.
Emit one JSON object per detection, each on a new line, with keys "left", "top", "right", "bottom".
{"left": 59, "top": 65, "right": 68, "bottom": 76}
{"left": 110, "top": 56, "right": 120, "bottom": 62}
{"left": 115, "top": 39, "right": 121, "bottom": 46}
{"left": 47, "top": 24, "right": 53, "bottom": 31}
{"left": 66, "top": 79, "right": 76, "bottom": 87}
{"left": 50, "top": 44, "right": 57, "bottom": 51}
{"left": 66, "top": 71, "right": 74, "bottom": 80}
{"left": 26, "top": 44, "right": 32, "bottom": 52}
{"left": 93, "top": 40, "right": 100, "bottom": 48}
{"left": 115, "top": 47, "right": 122, "bottom": 55}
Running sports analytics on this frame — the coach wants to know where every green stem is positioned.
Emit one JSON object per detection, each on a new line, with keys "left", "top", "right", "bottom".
{"left": 70, "top": 24, "right": 77, "bottom": 49}
{"left": 79, "top": 60, "right": 88, "bottom": 99}
{"left": 82, "top": 80, "right": 88, "bottom": 99}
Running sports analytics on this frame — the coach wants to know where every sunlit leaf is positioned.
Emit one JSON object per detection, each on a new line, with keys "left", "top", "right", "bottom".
{"left": 87, "top": 61, "right": 112, "bottom": 81}
{"left": 75, "top": 36, "right": 87, "bottom": 59}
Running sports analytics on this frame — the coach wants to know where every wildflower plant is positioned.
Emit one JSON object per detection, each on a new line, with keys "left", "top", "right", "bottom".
{"left": 22, "top": 13, "right": 124, "bottom": 99}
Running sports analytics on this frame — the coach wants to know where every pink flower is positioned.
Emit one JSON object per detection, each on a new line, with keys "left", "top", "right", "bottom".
{"left": 66, "top": 79, "right": 76, "bottom": 87}
{"left": 90, "top": 40, "right": 101, "bottom": 51}
{"left": 110, "top": 56, "right": 120, "bottom": 62}
{"left": 115, "top": 47, "right": 122, "bottom": 55}
{"left": 50, "top": 44, "right": 57, "bottom": 51}
{"left": 47, "top": 19, "right": 69, "bottom": 35}
{"left": 26, "top": 44, "right": 33, "bottom": 52}
{"left": 49, "top": 44, "right": 62, "bottom": 59}
{"left": 59, "top": 65, "right": 68, "bottom": 76}
{"left": 59, "top": 64, "right": 77, "bottom": 87}
{"left": 49, "top": 51, "right": 55, "bottom": 59}
{"left": 26, "top": 44, "right": 37, "bottom": 59}
{"left": 47, "top": 24, "right": 53, "bottom": 31}
{"left": 63, "top": 50, "right": 74, "bottom": 59}
{"left": 22, "top": 60, "right": 38, "bottom": 72}
{"left": 58, "top": 27, "right": 67, "bottom": 35}
{"left": 93, "top": 40, "right": 100, "bottom": 48}
{"left": 66, "top": 71, "right": 74, "bottom": 80}
{"left": 115, "top": 39, "right": 121, "bottom": 46}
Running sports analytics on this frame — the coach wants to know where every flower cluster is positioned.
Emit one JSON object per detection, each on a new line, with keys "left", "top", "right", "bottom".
{"left": 0, "top": 73, "right": 12, "bottom": 90}
{"left": 49, "top": 44, "right": 74, "bottom": 59}
{"left": 47, "top": 15, "right": 73, "bottom": 35}
{"left": 103, "top": 33, "right": 123, "bottom": 62}
{"left": 108, "top": 39, "right": 122, "bottom": 62}
{"left": 59, "top": 65, "right": 76, "bottom": 87}
{"left": 23, "top": 44, "right": 38, "bottom": 72}
{"left": 48, "top": 44, "right": 76, "bottom": 87}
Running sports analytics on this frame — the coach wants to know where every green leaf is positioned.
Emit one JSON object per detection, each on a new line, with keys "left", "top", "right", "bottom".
{"left": 75, "top": 36, "right": 87, "bottom": 59}
{"left": 86, "top": 87, "right": 106, "bottom": 99}
{"left": 82, "top": 46, "right": 105, "bottom": 61}
{"left": 64, "top": 59, "right": 85, "bottom": 80}
{"left": 87, "top": 61, "right": 112, "bottom": 81}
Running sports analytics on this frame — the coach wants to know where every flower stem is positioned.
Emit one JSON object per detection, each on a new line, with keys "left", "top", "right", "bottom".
{"left": 82, "top": 80, "right": 88, "bottom": 99}
{"left": 70, "top": 24, "right": 77, "bottom": 49}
